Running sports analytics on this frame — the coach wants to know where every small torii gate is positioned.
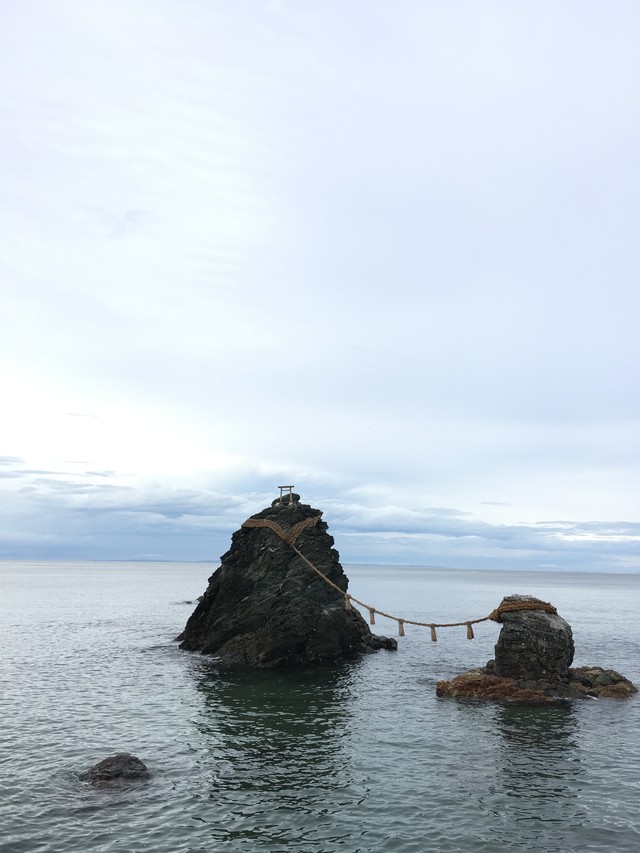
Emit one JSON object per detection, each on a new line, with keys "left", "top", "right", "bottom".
{"left": 277, "top": 485, "right": 296, "bottom": 506}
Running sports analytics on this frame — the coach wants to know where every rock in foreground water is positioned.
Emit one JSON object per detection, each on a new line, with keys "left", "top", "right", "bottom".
{"left": 177, "top": 493, "right": 396, "bottom": 666}
{"left": 79, "top": 753, "right": 150, "bottom": 784}
{"left": 437, "top": 595, "right": 637, "bottom": 701}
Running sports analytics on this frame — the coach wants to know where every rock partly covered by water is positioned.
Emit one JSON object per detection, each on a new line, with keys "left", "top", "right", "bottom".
{"left": 437, "top": 594, "right": 637, "bottom": 701}
{"left": 177, "top": 493, "right": 396, "bottom": 666}
{"left": 79, "top": 753, "right": 150, "bottom": 784}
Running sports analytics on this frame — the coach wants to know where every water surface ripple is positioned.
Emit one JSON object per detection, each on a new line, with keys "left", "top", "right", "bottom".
{"left": 1, "top": 561, "right": 639, "bottom": 852}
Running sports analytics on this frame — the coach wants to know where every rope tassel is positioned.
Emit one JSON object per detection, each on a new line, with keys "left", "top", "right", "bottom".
{"left": 240, "top": 516, "right": 517, "bottom": 642}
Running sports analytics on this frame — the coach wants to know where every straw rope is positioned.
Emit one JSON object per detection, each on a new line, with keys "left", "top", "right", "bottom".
{"left": 242, "top": 514, "right": 322, "bottom": 545}
{"left": 241, "top": 515, "right": 558, "bottom": 639}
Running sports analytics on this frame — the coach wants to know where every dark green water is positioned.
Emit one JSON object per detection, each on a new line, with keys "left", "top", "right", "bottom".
{"left": 1, "top": 562, "right": 639, "bottom": 852}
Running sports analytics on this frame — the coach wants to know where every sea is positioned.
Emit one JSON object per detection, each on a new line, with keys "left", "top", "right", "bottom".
{"left": 1, "top": 561, "right": 639, "bottom": 853}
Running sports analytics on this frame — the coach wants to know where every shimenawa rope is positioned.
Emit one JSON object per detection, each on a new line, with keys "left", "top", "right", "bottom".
{"left": 241, "top": 515, "right": 557, "bottom": 639}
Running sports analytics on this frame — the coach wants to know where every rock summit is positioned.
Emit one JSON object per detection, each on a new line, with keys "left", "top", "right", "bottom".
{"left": 177, "top": 493, "right": 396, "bottom": 666}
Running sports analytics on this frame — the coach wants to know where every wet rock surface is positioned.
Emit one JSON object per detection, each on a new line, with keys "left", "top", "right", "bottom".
{"left": 436, "top": 667, "right": 637, "bottom": 701}
{"left": 568, "top": 666, "right": 638, "bottom": 699}
{"left": 177, "top": 494, "right": 397, "bottom": 666}
{"left": 491, "top": 593, "right": 574, "bottom": 681}
{"left": 437, "top": 594, "right": 637, "bottom": 702}
{"left": 79, "top": 753, "right": 150, "bottom": 784}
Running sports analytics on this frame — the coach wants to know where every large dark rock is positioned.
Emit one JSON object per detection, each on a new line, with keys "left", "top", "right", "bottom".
{"left": 437, "top": 594, "right": 637, "bottom": 701}
{"left": 177, "top": 493, "right": 396, "bottom": 666}
{"left": 489, "top": 594, "right": 574, "bottom": 682}
{"left": 79, "top": 753, "right": 150, "bottom": 784}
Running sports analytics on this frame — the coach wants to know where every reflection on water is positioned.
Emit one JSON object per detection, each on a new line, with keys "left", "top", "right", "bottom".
{"left": 495, "top": 701, "right": 582, "bottom": 784}
{"left": 497, "top": 699, "right": 578, "bottom": 745}
{"left": 188, "top": 662, "right": 363, "bottom": 850}
{"left": 487, "top": 703, "right": 587, "bottom": 851}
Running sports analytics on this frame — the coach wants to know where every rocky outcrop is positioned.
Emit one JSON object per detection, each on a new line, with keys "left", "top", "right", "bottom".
{"left": 437, "top": 595, "right": 637, "bottom": 701}
{"left": 488, "top": 593, "right": 575, "bottom": 682}
{"left": 569, "top": 666, "right": 638, "bottom": 699}
{"left": 177, "top": 493, "right": 396, "bottom": 666}
{"left": 79, "top": 753, "right": 150, "bottom": 784}
{"left": 436, "top": 667, "right": 637, "bottom": 701}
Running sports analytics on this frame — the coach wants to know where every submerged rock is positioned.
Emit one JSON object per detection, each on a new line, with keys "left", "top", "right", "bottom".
{"left": 437, "top": 595, "right": 637, "bottom": 702}
{"left": 569, "top": 666, "right": 638, "bottom": 699}
{"left": 436, "top": 670, "right": 561, "bottom": 702}
{"left": 436, "top": 667, "right": 637, "bottom": 701}
{"left": 79, "top": 753, "right": 150, "bottom": 784}
{"left": 177, "top": 493, "right": 397, "bottom": 666}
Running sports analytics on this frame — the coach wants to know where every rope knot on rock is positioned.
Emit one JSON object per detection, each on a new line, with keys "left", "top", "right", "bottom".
{"left": 242, "top": 514, "right": 322, "bottom": 545}
{"left": 488, "top": 600, "right": 558, "bottom": 623}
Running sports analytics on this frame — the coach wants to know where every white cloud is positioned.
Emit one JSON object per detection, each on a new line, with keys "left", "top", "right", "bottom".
{"left": 1, "top": 1, "right": 639, "bottom": 568}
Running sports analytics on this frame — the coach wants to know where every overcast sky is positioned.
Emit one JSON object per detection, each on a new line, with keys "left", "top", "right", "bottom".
{"left": 2, "top": 1, "right": 639, "bottom": 570}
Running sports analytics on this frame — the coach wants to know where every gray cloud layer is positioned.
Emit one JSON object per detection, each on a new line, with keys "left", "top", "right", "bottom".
{"left": 2, "top": 462, "right": 638, "bottom": 571}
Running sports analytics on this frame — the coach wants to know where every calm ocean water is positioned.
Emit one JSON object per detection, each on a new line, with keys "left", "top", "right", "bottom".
{"left": 1, "top": 560, "right": 639, "bottom": 853}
